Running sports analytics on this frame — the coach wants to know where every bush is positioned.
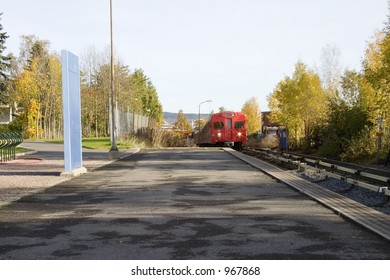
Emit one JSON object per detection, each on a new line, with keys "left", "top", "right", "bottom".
{"left": 135, "top": 128, "right": 192, "bottom": 148}
{"left": 117, "top": 135, "right": 150, "bottom": 149}
{"left": 340, "top": 127, "right": 377, "bottom": 162}
{"left": 318, "top": 133, "right": 342, "bottom": 158}
{"left": 0, "top": 118, "right": 24, "bottom": 134}
{"left": 0, "top": 124, "right": 10, "bottom": 133}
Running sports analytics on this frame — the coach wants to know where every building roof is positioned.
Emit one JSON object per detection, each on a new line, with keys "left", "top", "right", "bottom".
{"left": 261, "top": 111, "right": 279, "bottom": 127}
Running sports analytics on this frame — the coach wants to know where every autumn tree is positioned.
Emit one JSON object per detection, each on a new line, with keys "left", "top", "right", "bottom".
{"left": 317, "top": 31, "right": 390, "bottom": 160}
{"left": 241, "top": 97, "right": 261, "bottom": 135}
{"left": 80, "top": 52, "right": 164, "bottom": 136}
{"left": 316, "top": 14, "right": 390, "bottom": 160}
{"left": 319, "top": 70, "right": 372, "bottom": 158}
{"left": 80, "top": 45, "right": 103, "bottom": 137}
{"left": 193, "top": 119, "right": 206, "bottom": 131}
{"left": 92, "top": 62, "right": 132, "bottom": 136}
{"left": 42, "top": 54, "right": 62, "bottom": 139}
{"left": 357, "top": 16, "right": 390, "bottom": 160}
{"left": 8, "top": 35, "right": 164, "bottom": 140}
{"left": 268, "top": 62, "right": 327, "bottom": 148}
{"left": 174, "top": 110, "right": 192, "bottom": 133}
{"left": 363, "top": 30, "right": 390, "bottom": 128}
{"left": 12, "top": 36, "right": 61, "bottom": 138}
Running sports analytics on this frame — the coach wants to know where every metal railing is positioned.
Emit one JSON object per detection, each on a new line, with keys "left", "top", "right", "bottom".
{"left": 0, "top": 132, "right": 23, "bottom": 162}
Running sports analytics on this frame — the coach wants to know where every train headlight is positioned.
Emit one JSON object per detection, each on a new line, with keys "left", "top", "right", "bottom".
{"left": 217, "top": 133, "right": 222, "bottom": 138}
{"left": 237, "top": 132, "right": 242, "bottom": 138}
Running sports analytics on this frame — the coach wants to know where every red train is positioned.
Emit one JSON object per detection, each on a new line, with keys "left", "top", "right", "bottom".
{"left": 193, "top": 111, "right": 247, "bottom": 149}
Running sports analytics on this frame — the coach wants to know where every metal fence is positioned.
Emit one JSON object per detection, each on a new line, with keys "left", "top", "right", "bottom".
{"left": 111, "top": 106, "right": 150, "bottom": 139}
{"left": 0, "top": 132, "right": 23, "bottom": 162}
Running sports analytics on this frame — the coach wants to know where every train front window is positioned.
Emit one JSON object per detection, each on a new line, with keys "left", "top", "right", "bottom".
{"left": 227, "top": 119, "right": 232, "bottom": 129}
{"left": 214, "top": 122, "right": 224, "bottom": 129}
{"left": 234, "top": 121, "right": 245, "bottom": 129}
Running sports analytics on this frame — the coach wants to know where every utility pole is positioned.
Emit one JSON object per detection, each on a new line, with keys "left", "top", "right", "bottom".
{"left": 109, "top": 0, "right": 119, "bottom": 159}
{"left": 198, "top": 100, "right": 212, "bottom": 132}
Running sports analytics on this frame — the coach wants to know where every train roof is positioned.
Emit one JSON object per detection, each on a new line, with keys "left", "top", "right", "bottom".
{"left": 213, "top": 111, "right": 246, "bottom": 117}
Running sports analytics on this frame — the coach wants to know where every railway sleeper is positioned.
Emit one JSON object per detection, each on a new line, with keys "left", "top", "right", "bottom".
{"left": 245, "top": 147, "right": 390, "bottom": 196}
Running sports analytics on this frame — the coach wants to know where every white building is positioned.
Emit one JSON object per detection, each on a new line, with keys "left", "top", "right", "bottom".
{"left": 0, "top": 104, "right": 12, "bottom": 124}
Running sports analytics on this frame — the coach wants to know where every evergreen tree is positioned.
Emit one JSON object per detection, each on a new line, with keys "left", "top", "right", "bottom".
{"left": 0, "top": 13, "right": 11, "bottom": 103}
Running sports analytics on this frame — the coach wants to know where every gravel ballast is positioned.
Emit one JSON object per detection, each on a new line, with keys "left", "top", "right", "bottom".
{"left": 294, "top": 169, "right": 390, "bottom": 215}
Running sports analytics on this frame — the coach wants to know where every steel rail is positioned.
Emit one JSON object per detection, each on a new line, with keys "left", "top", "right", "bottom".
{"left": 283, "top": 150, "right": 390, "bottom": 181}
{"left": 246, "top": 147, "right": 390, "bottom": 196}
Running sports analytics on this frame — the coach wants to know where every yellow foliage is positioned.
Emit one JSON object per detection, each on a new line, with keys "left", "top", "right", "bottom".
{"left": 364, "top": 30, "right": 385, "bottom": 73}
{"left": 268, "top": 62, "right": 328, "bottom": 147}
{"left": 13, "top": 53, "right": 62, "bottom": 139}
{"left": 363, "top": 29, "right": 390, "bottom": 135}
{"left": 241, "top": 97, "right": 261, "bottom": 134}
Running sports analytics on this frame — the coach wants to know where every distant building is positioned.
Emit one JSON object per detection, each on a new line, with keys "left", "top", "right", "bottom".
{"left": 0, "top": 104, "right": 12, "bottom": 124}
{"left": 261, "top": 111, "right": 279, "bottom": 127}
{"left": 161, "top": 121, "right": 174, "bottom": 130}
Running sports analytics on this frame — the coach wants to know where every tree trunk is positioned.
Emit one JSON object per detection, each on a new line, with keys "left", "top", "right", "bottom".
{"left": 35, "top": 102, "right": 40, "bottom": 139}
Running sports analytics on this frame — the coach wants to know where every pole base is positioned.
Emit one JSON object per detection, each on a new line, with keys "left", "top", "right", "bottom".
{"left": 61, "top": 167, "right": 88, "bottom": 177}
{"left": 109, "top": 149, "right": 120, "bottom": 160}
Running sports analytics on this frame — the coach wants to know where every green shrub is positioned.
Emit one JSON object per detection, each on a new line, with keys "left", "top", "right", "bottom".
{"left": 0, "top": 118, "right": 24, "bottom": 134}
{"left": 340, "top": 127, "right": 377, "bottom": 162}
{"left": 318, "top": 133, "right": 342, "bottom": 158}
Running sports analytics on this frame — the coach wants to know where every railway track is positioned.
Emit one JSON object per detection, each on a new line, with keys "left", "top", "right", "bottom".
{"left": 283, "top": 150, "right": 390, "bottom": 178}
{"left": 226, "top": 147, "right": 390, "bottom": 241}
{"left": 243, "top": 147, "right": 390, "bottom": 196}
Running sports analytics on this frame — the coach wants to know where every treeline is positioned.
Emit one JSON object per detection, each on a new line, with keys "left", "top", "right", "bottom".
{"left": 79, "top": 45, "right": 163, "bottom": 138}
{"left": 0, "top": 18, "right": 163, "bottom": 139}
{"left": 268, "top": 8, "right": 390, "bottom": 162}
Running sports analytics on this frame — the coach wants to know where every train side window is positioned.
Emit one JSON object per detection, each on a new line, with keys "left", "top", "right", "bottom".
{"left": 234, "top": 121, "right": 245, "bottom": 129}
{"left": 214, "top": 122, "right": 224, "bottom": 129}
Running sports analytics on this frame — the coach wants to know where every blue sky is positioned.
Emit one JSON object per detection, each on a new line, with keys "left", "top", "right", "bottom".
{"left": 1, "top": 0, "right": 388, "bottom": 114}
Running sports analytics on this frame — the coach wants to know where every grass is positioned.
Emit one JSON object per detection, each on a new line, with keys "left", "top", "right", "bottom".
{"left": 46, "top": 136, "right": 150, "bottom": 150}
{"left": 82, "top": 137, "right": 111, "bottom": 149}
{"left": 15, "top": 146, "right": 32, "bottom": 154}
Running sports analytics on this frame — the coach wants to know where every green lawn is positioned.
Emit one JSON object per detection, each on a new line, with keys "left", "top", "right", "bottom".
{"left": 82, "top": 137, "right": 111, "bottom": 149}
{"left": 46, "top": 137, "right": 149, "bottom": 150}
{"left": 15, "top": 146, "right": 32, "bottom": 154}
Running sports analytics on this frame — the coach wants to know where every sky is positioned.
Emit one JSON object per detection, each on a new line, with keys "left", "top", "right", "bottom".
{"left": 1, "top": 0, "right": 389, "bottom": 114}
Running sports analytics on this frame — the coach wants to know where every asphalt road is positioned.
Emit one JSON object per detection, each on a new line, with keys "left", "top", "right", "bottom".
{"left": 0, "top": 148, "right": 389, "bottom": 259}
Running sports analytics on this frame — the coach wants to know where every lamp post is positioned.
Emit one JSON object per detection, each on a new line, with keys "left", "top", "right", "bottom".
{"left": 109, "top": 0, "right": 119, "bottom": 159}
{"left": 198, "top": 100, "right": 212, "bottom": 132}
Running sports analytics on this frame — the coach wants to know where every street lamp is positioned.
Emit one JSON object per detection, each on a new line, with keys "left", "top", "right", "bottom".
{"left": 109, "top": 0, "right": 119, "bottom": 159}
{"left": 198, "top": 100, "right": 212, "bottom": 132}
